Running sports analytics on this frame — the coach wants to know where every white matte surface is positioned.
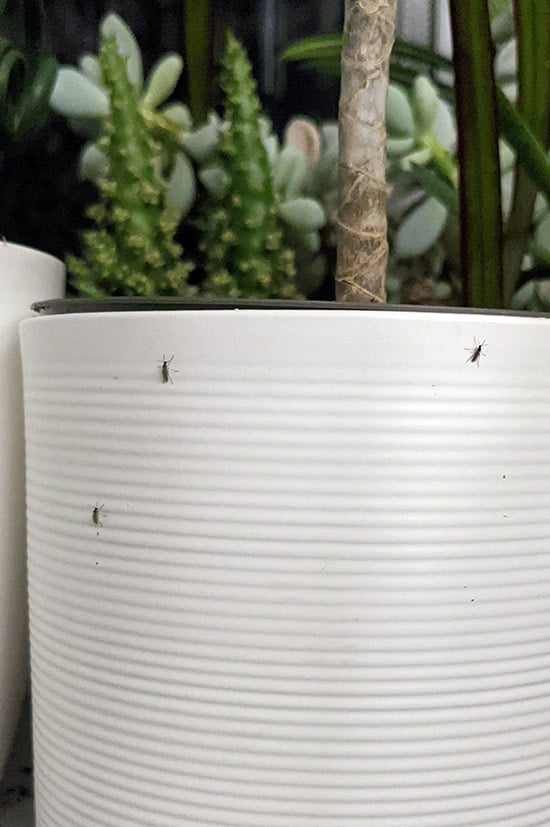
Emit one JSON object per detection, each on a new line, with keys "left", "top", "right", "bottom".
{"left": 20, "top": 307, "right": 550, "bottom": 825}
{"left": 0, "top": 244, "right": 64, "bottom": 779}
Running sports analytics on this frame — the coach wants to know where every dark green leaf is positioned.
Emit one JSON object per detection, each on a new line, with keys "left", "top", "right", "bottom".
{"left": 497, "top": 91, "right": 550, "bottom": 202}
{"left": 409, "top": 163, "right": 459, "bottom": 214}
{"left": 281, "top": 34, "right": 343, "bottom": 64}
{"left": 183, "top": 0, "right": 211, "bottom": 124}
{"left": 502, "top": 1, "right": 550, "bottom": 304}
{"left": 449, "top": 0, "right": 503, "bottom": 307}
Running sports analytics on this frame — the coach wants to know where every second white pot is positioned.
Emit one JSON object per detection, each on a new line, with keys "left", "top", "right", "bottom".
{"left": 19, "top": 301, "right": 550, "bottom": 825}
{"left": 0, "top": 243, "right": 64, "bottom": 778}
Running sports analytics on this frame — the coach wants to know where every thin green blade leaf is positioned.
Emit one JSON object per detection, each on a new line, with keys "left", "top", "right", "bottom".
{"left": 183, "top": 0, "right": 211, "bottom": 124}
{"left": 281, "top": 34, "right": 343, "bottom": 63}
{"left": 409, "top": 163, "right": 459, "bottom": 214}
{"left": 450, "top": 0, "right": 503, "bottom": 308}
{"left": 502, "top": 1, "right": 550, "bottom": 304}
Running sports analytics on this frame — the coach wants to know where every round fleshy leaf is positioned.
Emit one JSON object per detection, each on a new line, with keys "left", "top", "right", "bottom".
{"left": 387, "top": 136, "right": 415, "bottom": 158}
{"left": 501, "top": 171, "right": 514, "bottom": 218}
{"left": 498, "top": 139, "right": 515, "bottom": 174}
{"left": 535, "top": 211, "right": 550, "bottom": 256}
{"left": 263, "top": 134, "right": 279, "bottom": 167}
{"left": 311, "top": 133, "right": 338, "bottom": 192}
{"left": 495, "top": 38, "right": 516, "bottom": 79}
{"left": 166, "top": 153, "right": 196, "bottom": 219}
{"left": 258, "top": 116, "right": 272, "bottom": 141}
{"left": 321, "top": 122, "right": 338, "bottom": 154}
{"left": 302, "top": 231, "right": 321, "bottom": 254}
{"left": 100, "top": 13, "right": 143, "bottom": 90}
{"left": 79, "top": 142, "right": 107, "bottom": 181}
{"left": 143, "top": 53, "right": 183, "bottom": 108}
{"left": 162, "top": 103, "right": 192, "bottom": 131}
{"left": 50, "top": 68, "right": 109, "bottom": 118}
{"left": 279, "top": 197, "right": 326, "bottom": 232}
{"left": 273, "top": 145, "right": 309, "bottom": 200}
{"left": 491, "top": 8, "right": 515, "bottom": 45}
{"left": 431, "top": 100, "right": 455, "bottom": 150}
{"left": 394, "top": 197, "right": 448, "bottom": 258}
{"left": 198, "top": 165, "right": 229, "bottom": 199}
{"left": 400, "top": 147, "right": 432, "bottom": 171}
{"left": 78, "top": 54, "right": 101, "bottom": 84}
{"left": 181, "top": 113, "right": 221, "bottom": 163}
{"left": 413, "top": 76, "right": 439, "bottom": 132}
{"left": 386, "top": 84, "right": 415, "bottom": 138}
{"left": 510, "top": 279, "right": 536, "bottom": 310}
{"left": 533, "top": 192, "right": 547, "bottom": 220}
{"left": 284, "top": 117, "right": 321, "bottom": 166}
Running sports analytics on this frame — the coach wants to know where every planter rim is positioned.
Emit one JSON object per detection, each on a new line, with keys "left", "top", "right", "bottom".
{"left": 1, "top": 240, "right": 64, "bottom": 268}
{"left": 31, "top": 296, "right": 550, "bottom": 319}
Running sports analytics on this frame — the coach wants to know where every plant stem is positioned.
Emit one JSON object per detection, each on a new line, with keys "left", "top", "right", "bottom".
{"left": 502, "top": 0, "right": 550, "bottom": 306}
{"left": 183, "top": 0, "right": 211, "bottom": 124}
{"left": 449, "top": 0, "right": 503, "bottom": 308}
{"left": 336, "top": 0, "right": 397, "bottom": 303}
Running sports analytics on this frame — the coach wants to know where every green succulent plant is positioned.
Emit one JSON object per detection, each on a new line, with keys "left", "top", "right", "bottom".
{"left": 50, "top": 13, "right": 196, "bottom": 223}
{"left": 385, "top": 76, "right": 457, "bottom": 261}
{"left": 197, "top": 114, "right": 329, "bottom": 296}
{"left": 196, "top": 31, "right": 300, "bottom": 299}
{"left": 51, "top": 15, "right": 330, "bottom": 299}
{"left": 65, "top": 29, "right": 195, "bottom": 298}
{"left": 284, "top": 9, "right": 550, "bottom": 309}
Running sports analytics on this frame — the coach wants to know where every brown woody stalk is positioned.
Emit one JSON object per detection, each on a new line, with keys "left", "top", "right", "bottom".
{"left": 336, "top": 0, "right": 397, "bottom": 303}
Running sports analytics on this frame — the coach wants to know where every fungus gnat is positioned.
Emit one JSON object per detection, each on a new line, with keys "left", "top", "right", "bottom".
{"left": 465, "top": 338, "right": 487, "bottom": 366}
{"left": 92, "top": 503, "right": 105, "bottom": 528}
{"left": 158, "top": 354, "right": 178, "bottom": 384}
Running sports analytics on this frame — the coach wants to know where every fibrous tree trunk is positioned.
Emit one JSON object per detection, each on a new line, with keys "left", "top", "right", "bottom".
{"left": 336, "top": 0, "right": 397, "bottom": 303}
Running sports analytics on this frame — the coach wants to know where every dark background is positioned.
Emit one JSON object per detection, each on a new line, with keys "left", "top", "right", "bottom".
{"left": 0, "top": 0, "right": 343, "bottom": 263}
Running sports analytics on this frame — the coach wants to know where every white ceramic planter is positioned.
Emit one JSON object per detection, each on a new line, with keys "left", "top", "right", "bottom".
{"left": 19, "top": 302, "right": 550, "bottom": 825}
{"left": 0, "top": 243, "right": 64, "bottom": 778}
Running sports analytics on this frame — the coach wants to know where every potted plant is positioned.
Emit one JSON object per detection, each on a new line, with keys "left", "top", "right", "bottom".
{"left": 0, "top": 0, "right": 65, "bottom": 779}
{"left": 19, "top": 2, "right": 550, "bottom": 825}
{"left": 284, "top": 2, "right": 550, "bottom": 308}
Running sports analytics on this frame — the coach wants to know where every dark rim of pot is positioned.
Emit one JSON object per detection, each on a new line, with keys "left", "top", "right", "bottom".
{"left": 31, "top": 296, "right": 550, "bottom": 318}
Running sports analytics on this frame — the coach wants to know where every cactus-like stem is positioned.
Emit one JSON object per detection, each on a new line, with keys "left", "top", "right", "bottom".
{"left": 67, "top": 35, "right": 194, "bottom": 297}
{"left": 199, "top": 31, "right": 299, "bottom": 299}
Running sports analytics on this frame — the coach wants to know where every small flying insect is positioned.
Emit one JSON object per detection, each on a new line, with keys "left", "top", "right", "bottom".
{"left": 92, "top": 503, "right": 105, "bottom": 528}
{"left": 465, "top": 337, "right": 487, "bottom": 367}
{"left": 158, "top": 353, "right": 178, "bottom": 384}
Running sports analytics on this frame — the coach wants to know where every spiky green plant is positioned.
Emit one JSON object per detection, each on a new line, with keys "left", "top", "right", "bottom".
{"left": 198, "top": 31, "right": 299, "bottom": 299}
{"left": 67, "top": 32, "right": 194, "bottom": 297}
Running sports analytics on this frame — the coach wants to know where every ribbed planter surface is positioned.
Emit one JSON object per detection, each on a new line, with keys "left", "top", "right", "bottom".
{"left": 19, "top": 305, "right": 550, "bottom": 826}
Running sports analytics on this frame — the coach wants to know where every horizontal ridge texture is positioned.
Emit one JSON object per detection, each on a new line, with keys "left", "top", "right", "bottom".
{"left": 20, "top": 308, "right": 550, "bottom": 825}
